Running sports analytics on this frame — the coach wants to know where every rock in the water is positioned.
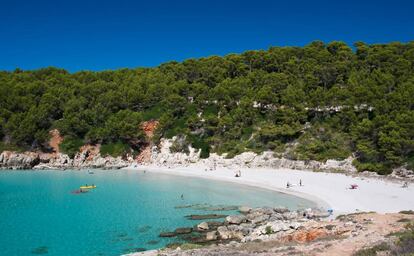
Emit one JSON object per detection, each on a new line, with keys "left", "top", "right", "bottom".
{"left": 159, "top": 232, "right": 176, "bottom": 237}
{"left": 225, "top": 215, "right": 247, "bottom": 224}
{"left": 175, "top": 227, "right": 192, "bottom": 234}
{"left": 239, "top": 206, "right": 252, "bottom": 214}
{"left": 197, "top": 222, "right": 209, "bottom": 231}
{"left": 186, "top": 214, "right": 227, "bottom": 220}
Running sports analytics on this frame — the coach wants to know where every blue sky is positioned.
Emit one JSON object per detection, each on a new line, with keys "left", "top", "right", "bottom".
{"left": 1, "top": 0, "right": 413, "bottom": 72}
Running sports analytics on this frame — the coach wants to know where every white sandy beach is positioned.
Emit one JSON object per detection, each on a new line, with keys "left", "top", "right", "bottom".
{"left": 125, "top": 165, "right": 414, "bottom": 215}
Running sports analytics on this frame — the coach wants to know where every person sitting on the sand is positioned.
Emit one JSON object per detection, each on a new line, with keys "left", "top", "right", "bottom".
{"left": 350, "top": 184, "right": 358, "bottom": 189}
{"left": 402, "top": 181, "right": 408, "bottom": 188}
{"left": 286, "top": 182, "right": 291, "bottom": 188}
{"left": 235, "top": 170, "right": 241, "bottom": 177}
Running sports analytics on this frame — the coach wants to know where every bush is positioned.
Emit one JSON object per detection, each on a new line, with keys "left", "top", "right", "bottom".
{"left": 100, "top": 141, "right": 130, "bottom": 157}
{"left": 189, "top": 135, "right": 210, "bottom": 159}
{"left": 353, "top": 242, "right": 390, "bottom": 256}
{"left": 353, "top": 160, "right": 392, "bottom": 175}
{"left": 293, "top": 127, "right": 352, "bottom": 162}
{"left": 0, "top": 142, "right": 25, "bottom": 153}
{"left": 265, "top": 226, "right": 273, "bottom": 234}
{"left": 60, "top": 137, "right": 84, "bottom": 158}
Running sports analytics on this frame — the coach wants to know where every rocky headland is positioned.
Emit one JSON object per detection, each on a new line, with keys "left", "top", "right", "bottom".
{"left": 127, "top": 208, "right": 414, "bottom": 256}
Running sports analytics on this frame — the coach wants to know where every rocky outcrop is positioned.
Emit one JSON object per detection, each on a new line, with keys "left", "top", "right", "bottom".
{"left": 147, "top": 138, "right": 357, "bottom": 173}
{"left": 0, "top": 140, "right": 131, "bottom": 170}
{"left": 148, "top": 137, "right": 201, "bottom": 166}
{"left": 0, "top": 151, "right": 40, "bottom": 169}
{"left": 391, "top": 166, "right": 414, "bottom": 180}
{"left": 33, "top": 145, "right": 130, "bottom": 170}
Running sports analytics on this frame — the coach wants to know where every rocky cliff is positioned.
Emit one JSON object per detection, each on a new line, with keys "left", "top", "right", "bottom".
{"left": 0, "top": 130, "right": 131, "bottom": 170}
{"left": 145, "top": 137, "right": 357, "bottom": 173}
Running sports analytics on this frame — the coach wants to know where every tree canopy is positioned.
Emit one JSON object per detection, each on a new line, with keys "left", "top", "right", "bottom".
{"left": 1, "top": 41, "right": 413, "bottom": 174}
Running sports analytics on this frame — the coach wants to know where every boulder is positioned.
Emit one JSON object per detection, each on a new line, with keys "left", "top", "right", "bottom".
{"left": 205, "top": 231, "right": 218, "bottom": 241}
{"left": 274, "top": 207, "right": 289, "bottom": 213}
{"left": 239, "top": 206, "right": 252, "bottom": 214}
{"left": 270, "top": 222, "right": 290, "bottom": 233}
{"left": 282, "top": 211, "right": 298, "bottom": 220}
{"left": 251, "top": 214, "right": 270, "bottom": 224}
{"left": 225, "top": 215, "right": 247, "bottom": 225}
{"left": 217, "top": 226, "right": 231, "bottom": 239}
{"left": 289, "top": 222, "right": 302, "bottom": 230}
{"left": 197, "top": 222, "right": 209, "bottom": 231}
{"left": 216, "top": 226, "right": 243, "bottom": 240}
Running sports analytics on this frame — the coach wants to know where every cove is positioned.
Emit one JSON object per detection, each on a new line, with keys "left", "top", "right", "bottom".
{"left": 0, "top": 170, "right": 315, "bottom": 256}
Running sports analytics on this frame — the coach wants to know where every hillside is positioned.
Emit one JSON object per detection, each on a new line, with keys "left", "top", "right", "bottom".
{"left": 1, "top": 41, "right": 414, "bottom": 174}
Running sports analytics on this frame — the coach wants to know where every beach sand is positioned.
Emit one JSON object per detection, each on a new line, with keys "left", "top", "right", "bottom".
{"left": 125, "top": 164, "right": 414, "bottom": 215}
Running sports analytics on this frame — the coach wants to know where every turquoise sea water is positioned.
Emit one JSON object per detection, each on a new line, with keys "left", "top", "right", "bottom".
{"left": 0, "top": 170, "right": 315, "bottom": 256}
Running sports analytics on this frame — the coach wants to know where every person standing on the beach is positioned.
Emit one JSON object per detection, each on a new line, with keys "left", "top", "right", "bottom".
{"left": 286, "top": 182, "right": 290, "bottom": 188}
{"left": 299, "top": 179, "right": 302, "bottom": 186}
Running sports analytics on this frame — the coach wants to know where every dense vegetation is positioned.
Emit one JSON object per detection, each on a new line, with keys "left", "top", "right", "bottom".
{"left": 1, "top": 41, "right": 413, "bottom": 174}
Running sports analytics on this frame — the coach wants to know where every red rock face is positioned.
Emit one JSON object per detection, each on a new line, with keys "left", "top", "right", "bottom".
{"left": 48, "top": 129, "right": 63, "bottom": 153}
{"left": 141, "top": 120, "right": 159, "bottom": 139}
{"left": 283, "top": 228, "right": 328, "bottom": 243}
{"left": 136, "top": 120, "right": 159, "bottom": 163}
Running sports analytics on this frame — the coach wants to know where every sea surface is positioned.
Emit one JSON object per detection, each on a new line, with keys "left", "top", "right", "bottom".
{"left": 0, "top": 169, "right": 315, "bottom": 256}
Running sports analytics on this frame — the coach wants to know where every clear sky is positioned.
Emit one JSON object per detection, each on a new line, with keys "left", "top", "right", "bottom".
{"left": 1, "top": 0, "right": 413, "bottom": 72}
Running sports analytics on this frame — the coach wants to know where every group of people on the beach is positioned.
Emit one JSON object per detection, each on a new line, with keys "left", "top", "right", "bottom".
{"left": 286, "top": 179, "right": 303, "bottom": 188}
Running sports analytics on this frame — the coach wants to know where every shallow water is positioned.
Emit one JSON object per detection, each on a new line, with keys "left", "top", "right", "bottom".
{"left": 0, "top": 169, "right": 315, "bottom": 255}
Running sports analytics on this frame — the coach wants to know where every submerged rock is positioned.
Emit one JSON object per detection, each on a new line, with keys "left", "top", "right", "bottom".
{"left": 137, "top": 225, "right": 152, "bottom": 233}
{"left": 31, "top": 246, "right": 48, "bottom": 255}
{"left": 175, "top": 227, "right": 193, "bottom": 234}
{"left": 159, "top": 232, "right": 177, "bottom": 237}
{"left": 185, "top": 214, "right": 227, "bottom": 220}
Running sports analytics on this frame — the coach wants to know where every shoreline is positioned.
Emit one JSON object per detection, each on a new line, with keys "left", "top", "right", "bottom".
{"left": 124, "top": 164, "right": 414, "bottom": 215}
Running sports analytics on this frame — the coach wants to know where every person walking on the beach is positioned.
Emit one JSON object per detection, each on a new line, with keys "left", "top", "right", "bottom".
{"left": 299, "top": 179, "right": 303, "bottom": 186}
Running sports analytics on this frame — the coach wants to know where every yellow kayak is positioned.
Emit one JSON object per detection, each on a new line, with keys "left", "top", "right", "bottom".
{"left": 80, "top": 185, "right": 97, "bottom": 189}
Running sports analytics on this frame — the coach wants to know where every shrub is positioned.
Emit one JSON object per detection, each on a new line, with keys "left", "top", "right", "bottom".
{"left": 60, "top": 137, "right": 84, "bottom": 158}
{"left": 100, "top": 141, "right": 130, "bottom": 157}
{"left": 265, "top": 226, "right": 273, "bottom": 235}
{"left": 353, "top": 242, "right": 390, "bottom": 256}
{"left": 0, "top": 142, "right": 25, "bottom": 153}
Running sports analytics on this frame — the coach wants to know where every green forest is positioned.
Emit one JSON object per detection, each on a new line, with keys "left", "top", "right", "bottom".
{"left": 1, "top": 41, "right": 413, "bottom": 174}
